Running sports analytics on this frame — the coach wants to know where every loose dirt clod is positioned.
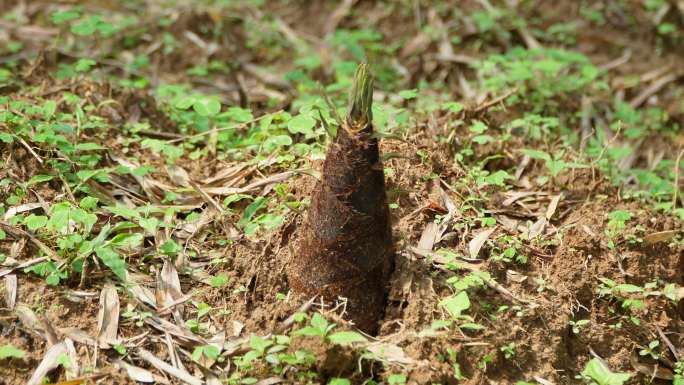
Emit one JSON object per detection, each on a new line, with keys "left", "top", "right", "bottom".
{"left": 287, "top": 64, "right": 394, "bottom": 333}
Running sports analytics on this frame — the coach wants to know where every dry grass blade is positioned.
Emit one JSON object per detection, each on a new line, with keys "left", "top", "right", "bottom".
{"left": 27, "top": 341, "right": 68, "bottom": 385}
{"left": 4, "top": 274, "right": 17, "bottom": 309}
{"left": 137, "top": 348, "right": 203, "bottom": 385}
{"left": 96, "top": 284, "right": 120, "bottom": 348}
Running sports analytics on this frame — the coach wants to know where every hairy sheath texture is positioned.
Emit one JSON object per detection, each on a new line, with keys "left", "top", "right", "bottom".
{"left": 287, "top": 65, "right": 393, "bottom": 333}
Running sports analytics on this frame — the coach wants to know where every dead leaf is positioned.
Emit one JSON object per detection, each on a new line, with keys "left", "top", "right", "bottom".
{"left": 137, "top": 348, "right": 203, "bottom": 385}
{"left": 644, "top": 230, "right": 678, "bottom": 244}
{"left": 417, "top": 221, "right": 439, "bottom": 251}
{"left": 96, "top": 284, "right": 120, "bottom": 348}
{"left": 469, "top": 227, "right": 496, "bottom": 259}
{"left": 366, "top": 342, "right": 416, "bottom": 365}
{"left": 114, "top": 359, "right": 155, "bottom": 382}
{"left": 157, "top": 260, "right": 185, "bottom": 321}
{"left": 0, "top": 255, "right": 48, "bottom": 278}
{"left": 15, "top": 303, "right": 44, "bottom": 337}
{"left": 506, "top": 270, "right": 528, "bottom": 283}
{"left": 27, "top": 341, "right": 68, "bottom": 385}
{"left": 232, "top": 320, "right": 245, "bottom": 337}
{"left": 4, "top": 274, "right": 16, "bottom": 309}
{"left": 166, "top": 165, "right": 192, "bottom": 187}
{"left": 40, "top": 315, "right": 60, "bottom": 346}
{"left": 255, "top": 377, "right": 284, "bottom": 385}
{"left": 528, "top": 217, "right": 547, "bottom": 238}
{"left": 546, "top": 194, "right": 562, "bottom": 220}
{"left": 3, "top": 202, "right": 42, "bottom": 220}
{"left": 630, "top": 352, "right": 673, "bottom": 379}
{"left": 59, "top": 328, "right": 97, "bottom": 347}
{"left": 64, "top": 339, "right": 80, "bottom": 379}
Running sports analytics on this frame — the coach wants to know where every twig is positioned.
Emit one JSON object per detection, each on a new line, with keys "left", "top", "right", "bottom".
{"left": 0, "top": 257, "right": 49, "bottom": 278}
{"left": 656, "top": 325, "right": 680, "bottom": 360}
{"left": 672, "top": 147, "right": 684, "bottom": 210}
{"left": 0, "top": 222, "right": 62, "bottom": 262}
{"left": 17, "top": 138, "right": 43, "bottom": 165}
{"left": 473, "top": 88, "right": 518, "bottom": 112}
{"left": 630, "top": 72, "right": 681, "bottom": 108}
{"left": 276, "top": 296, "right": 316, "bottom": 333}
{"left": 599, "top": 49, "right": 632, "bottom": 71}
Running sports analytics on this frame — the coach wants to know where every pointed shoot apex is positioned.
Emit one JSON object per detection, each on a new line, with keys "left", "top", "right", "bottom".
{"left": 347, "top": 63, "right": 374, "bottom": 130}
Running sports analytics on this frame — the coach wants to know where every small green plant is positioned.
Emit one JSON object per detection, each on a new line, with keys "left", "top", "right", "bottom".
{"left": 292, "top": 313, "right": 336, "bottom": 338}
{"left": 579, "top": 358, "right": 630, "bottom": 385}
{"left": 522, "top": 149, "right": 586, "bottom": 185}
{"left": 673, "top": 360, "right": 684, "bottom": 385}
{"left": 387, "top": 374, "right": 407, "bottom": 385}
{"left": 0, "top": 345, "right": 25, "bottom": 359}
{"left": 638, "top": 340, "right": 660, "bottom": 360}
{"left": 185, "top": 303, "right": 212, "bottom": 333}
{"left": 568, "top": 319, "right": 590, "bottom": 334}
{"left": 605, "top": 210, "right": 632, "bottom": 249}
{"left": 500, "top": 342, "right": 516, "bottom": 359}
